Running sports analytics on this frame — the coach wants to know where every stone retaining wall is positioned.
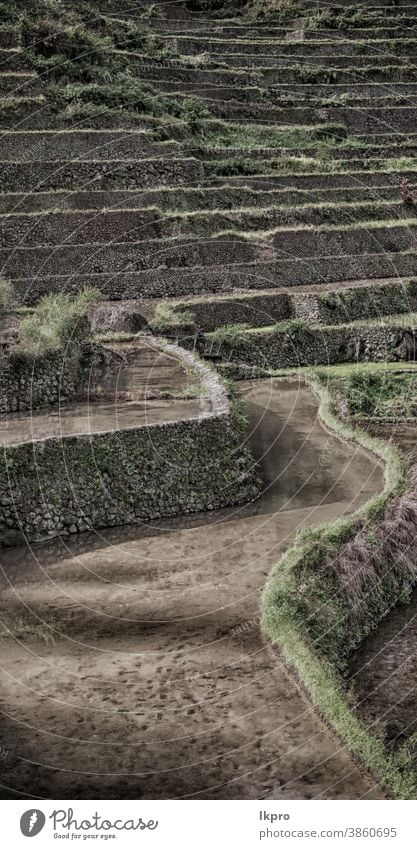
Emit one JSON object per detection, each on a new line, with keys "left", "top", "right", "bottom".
{"left": 0, "top": 158, "right": 203, "bottom": 193}
{"left": 159, "top": 280, "right": 417, "bottom": 333}
{"left": 203, "top": 321, "right": 417, "bottom": 370}
{"left": 0, "top": 344, "right": 259, "bottom": 545}
{"left": 0, "top": 131, "right": 180, "bottom": 162}
{"left": 10, "top": 254, "right": 417, "bottom": 304}
{"left": 0, "top": 349, "right": 76, "bottom": 414}
{"left": 0, "top": 236, "right": 254, "bottom": 278}
{"left": 292, "top": 280, "right": 417, "bottom": 326}
{"left": 175, "top": 291, "right": 293, "bottom": 330}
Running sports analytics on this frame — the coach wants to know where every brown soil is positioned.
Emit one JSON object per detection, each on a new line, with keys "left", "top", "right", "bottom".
{"left": 0, "top": 379, "right": 384, "bottom": 799}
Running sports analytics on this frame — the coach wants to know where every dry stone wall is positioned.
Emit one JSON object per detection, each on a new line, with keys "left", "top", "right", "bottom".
{"left": 0, "top": 349, "right": 76, "bottom": 414}
{"left": 202, "top": 321, "right": 417, "bottom": 371}
{"left": 0, "top": 345, "right": 259, "bottom": 546}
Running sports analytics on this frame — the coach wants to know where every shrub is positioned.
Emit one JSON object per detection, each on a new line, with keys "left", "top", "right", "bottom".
{"left": 18, "top": 289, "right": 99, "bottom": 363}
{"left": 342, "top": 371, "right": 417, "bottom": 418}
{"left": 50, "top": 79, "right": 187, "bottom": 119}
{"left": 21, "top": 13, "right": 122, "bottom": 83}
{"left": 151, "top": 303, "right": 194, "bottom": 333}
{"left": 275, "top": 317, "right": 309, "bottom": 337}
{"left": 18, "top": 0, "right": 207, "bottom": 126}
{"left": 210, "top": 323, "right": 250, "bottom": 344}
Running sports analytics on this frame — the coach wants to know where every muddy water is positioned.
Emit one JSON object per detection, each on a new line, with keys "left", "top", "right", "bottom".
{"left": 0, "top": 397, "right": 212, "bottom": 446}
{"left": 0, "top": 379, "right": 384, "bottom": 800}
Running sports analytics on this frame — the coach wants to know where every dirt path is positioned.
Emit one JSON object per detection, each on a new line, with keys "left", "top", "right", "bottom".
{"left": 0, "top": 379, "right": 384, "bottom": 799}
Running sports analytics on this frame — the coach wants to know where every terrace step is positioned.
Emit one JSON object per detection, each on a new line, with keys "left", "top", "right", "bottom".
{"left": 154, "top": 24, "right": 417, "bottom": 44}
{"left": 0, "top": 208, "right": 163, "bottom": 247}
{"left": 297, "top": 28, "right": 417, "bottom": 41}
{"left": 0, "top": 130, "right": 181, "bottom": 161}
{"left": 10, "top": 252, "right": 417, "bottom": 304}
{"left": 150, "top": 80, "right": 417, "bottom": 103}
{"left": 0, "top": 97, "right": 50, "bottom": 130}
{"left": 0, "top": 27, "right": 20, "bottom": 50}
{"left": 0, "top": 158, "right": 204, "bottom": 193}
{"left": 0, "top": 183, "right": 403, "bottom": 215}
{"left": 146, "top": 276, "right": 415, "bottom": 331}
{"left": 150, "top": 9, "right": 417, "bottom": 32}
{"left": 163, "top": 37, "right": 417, "bottom": 59}
{"left": 0, "top": 100, "right": 164, "bottom": 131}
{"left": 266, "top": 222, "right": 417, "bottom": 261}
{"left": 202, "top": 159, "right": 412, "bottom": 179}
{"left": 151, "top": 19, "right": 417, "bottom": 37}
{"left": 197, "top": 144, "right": 417, "bottom": 163}
{"left": 0, "top": 72, "right": 41, "bottom": 96}
{"left": 128, "top": 59, "right": 417, "bottom": 86}
{"left": 0, "top": 201, "right": 410, "bottom": 248}
{"left": 95, "top": 0, "right": 417, "bottom": 15}
{"left": 2, "top": 222, "right": 417, "bottom": 280}
{"left": 0, "top": 49, "right": 32, "bottom": 72}
{"left": 204, "top": 170, "right": 416, "bottom": 190}
{"left": 0, "top": 235, "right": 256, "bottom": 278}
{"left": 298, "top": 1, "right": 416, "bottom": 7}
{"left": 205, "top": 52, "right": 417, "bottom": 69}
{"left": 188, "top": 99, "right": 417, "bottom": 132}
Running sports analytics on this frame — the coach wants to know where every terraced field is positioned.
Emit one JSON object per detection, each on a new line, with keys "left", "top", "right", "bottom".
{"left": 1, "top": 0, "right": 417, "bottom": 312}
{"left": 2, "top": 0, "right": 417, "bottom": 800}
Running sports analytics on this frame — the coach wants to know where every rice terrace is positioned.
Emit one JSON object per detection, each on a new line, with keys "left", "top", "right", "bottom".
{"left": 1, "top": 0, "right": 417, "bottom": 803}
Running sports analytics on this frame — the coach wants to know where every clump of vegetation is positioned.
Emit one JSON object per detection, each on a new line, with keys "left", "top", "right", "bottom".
{"left": 343, "top": 370, "right": 417, "bottom": 418}
{"left": 0, "top": 0, "right": 22, "bottom": 22}
{"left": 51, "top": 81, "right": 208, "bottom": 123}
{"left": 151, "top": 303, "right": 195, "bottom": 333}
{"left": 190, "top": 120, "right": 346, "bottom": 151}
{"left": 275, "top": 317, "right": 309, "bottom": 337}
{"left": 210, "top": 323, "right": 250, "bottom": 344}
{"left": 18, "top": 289, "right": 99, "bottom": 368}
{"left": 13, "top": 0, "right": 209, "bottom": 128}
{"left": 245, "top": 0, "right": 298, "bottom": 22}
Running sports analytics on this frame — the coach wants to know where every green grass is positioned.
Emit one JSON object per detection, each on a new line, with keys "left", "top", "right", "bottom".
{"left": 94, "top": 331, "right": 136, "bottom": 343}
{"left": 208, "top": 310, "right": 417, "bottom": 339}
{"left": 151, "top": 303, "right": 195, "bottom": 333}
{"left": 339, "top": 370, "right": 417, "bottom": 419}
{"left": 189, "top": 119, "right": 347, "bottom": 150}
{"left": 10, "top": 1, "right": 210, "bottom": 128}
{"left": 262, "top": 368, "right": 417, "bottom": 797}
{"left": 19, "top": 288, "right": 99, "bottom": 361}
{"left": 210, "top": 322, "right": 251, "bottom": 344}
{"left": 205, "top": 156, "right": 417, "bottom": 179}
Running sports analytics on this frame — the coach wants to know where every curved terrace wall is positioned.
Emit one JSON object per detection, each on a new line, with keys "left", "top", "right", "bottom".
{"left": 262, "top": 374, "right": 417, "bottom": 798}
{"left": 0, "top": 343, "right": 259, "bottom": 546}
